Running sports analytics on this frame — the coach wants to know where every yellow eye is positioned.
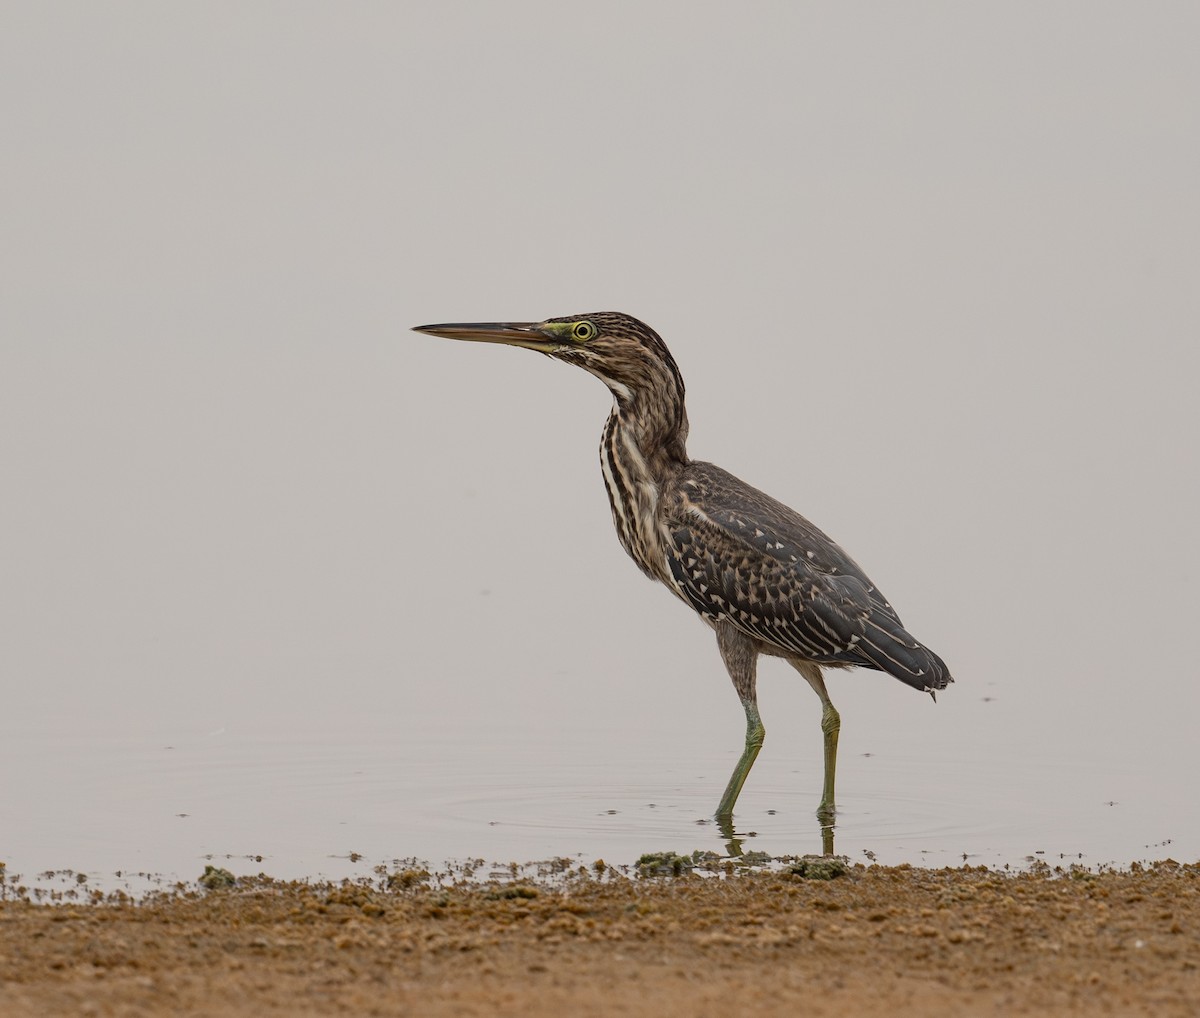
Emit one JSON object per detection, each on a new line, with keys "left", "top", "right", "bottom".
{"left": 572, "top": 321, "right": 596, "bottom": 342}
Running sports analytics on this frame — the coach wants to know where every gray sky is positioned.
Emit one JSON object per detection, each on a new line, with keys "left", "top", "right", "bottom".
{"left": 2, "top": 4, "right": 1198, "bottom": 860}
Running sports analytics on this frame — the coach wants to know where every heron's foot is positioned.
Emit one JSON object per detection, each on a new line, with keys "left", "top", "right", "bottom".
{"left": 714, "top": 783, "right": 742, "bottom": 820}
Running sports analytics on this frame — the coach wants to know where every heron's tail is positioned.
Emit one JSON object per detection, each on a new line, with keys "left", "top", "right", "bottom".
{"left": 854, "top": 614, "right": 954, "bottom": 699}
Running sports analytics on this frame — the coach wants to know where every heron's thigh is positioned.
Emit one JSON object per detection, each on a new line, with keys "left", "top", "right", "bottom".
{"left": 715, "top": 622, "right": 758, "bottom": 702}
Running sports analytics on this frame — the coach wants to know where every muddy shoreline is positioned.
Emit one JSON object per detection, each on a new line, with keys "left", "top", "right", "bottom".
{"left": 2, "top": 859, "right": 1197, "bottom": 1015}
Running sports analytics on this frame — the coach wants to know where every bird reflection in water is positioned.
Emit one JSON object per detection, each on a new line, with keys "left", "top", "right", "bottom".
{"left": 715, "top": 808, "right": 836, "bottom": 859}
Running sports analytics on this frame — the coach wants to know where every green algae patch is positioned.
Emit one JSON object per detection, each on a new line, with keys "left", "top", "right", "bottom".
{"left": 636, "top": 850, "right": 724, "bottom": 877}
{"left": 787, "top": 856, "right": 849, "bottom": 880}
{"left": 198, "top": 865, "right": 237, "bottom": 890}
{"left": 636, "top": 852, "right": 695, "bottom": 877}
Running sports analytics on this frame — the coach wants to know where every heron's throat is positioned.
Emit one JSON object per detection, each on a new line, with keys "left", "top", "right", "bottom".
{"left": 589, "top": 350, "right": 689, "bottom": 464}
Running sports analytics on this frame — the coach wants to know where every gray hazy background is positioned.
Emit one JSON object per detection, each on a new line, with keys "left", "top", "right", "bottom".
{"left": 2, "top": 4, "right": 1197, "bottom": 878}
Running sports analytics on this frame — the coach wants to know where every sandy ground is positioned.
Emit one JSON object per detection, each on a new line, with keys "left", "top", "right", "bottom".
{"left": 1, "top": 858, "right": 1197, "bottom": 1016}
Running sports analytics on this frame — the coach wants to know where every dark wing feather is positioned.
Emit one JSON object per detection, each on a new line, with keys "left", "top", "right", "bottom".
{"left": 665, "top": 462, "right": 952, "bottom": 693}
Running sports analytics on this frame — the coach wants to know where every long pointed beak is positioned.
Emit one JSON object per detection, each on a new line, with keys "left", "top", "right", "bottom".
{"left": 412, "top": 321, "right": 555, "bottom": 352}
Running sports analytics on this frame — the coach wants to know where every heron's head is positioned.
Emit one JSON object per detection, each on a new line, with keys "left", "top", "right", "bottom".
{"left": 413, "top": 312, "right": 684, "bottom": 410}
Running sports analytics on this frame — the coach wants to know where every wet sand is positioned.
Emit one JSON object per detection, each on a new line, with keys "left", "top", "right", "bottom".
{"left": 1, "top": 859, "right": 1197, "bottom": 1016}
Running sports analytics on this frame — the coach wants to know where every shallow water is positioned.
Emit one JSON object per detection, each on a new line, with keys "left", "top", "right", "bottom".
{"left": 3, "top": 671, "right": 1194, "bottom": 894}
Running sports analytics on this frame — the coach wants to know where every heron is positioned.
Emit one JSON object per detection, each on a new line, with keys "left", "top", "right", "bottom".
{"left": 413, "top": 313, "right": 952, "bottom": 828}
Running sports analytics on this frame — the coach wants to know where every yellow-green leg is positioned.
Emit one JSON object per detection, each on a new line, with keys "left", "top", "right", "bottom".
{"left": 716, "top": 699, "right": 764, "bottom": 819}
{"left": 791, "top": 659, "right": 841, "bottom": 817}
{"left": 714, "top": 622, "right": 762, "bottom": 820}
{"left": 819, "top": 698, "right": 841, "bottom": 815}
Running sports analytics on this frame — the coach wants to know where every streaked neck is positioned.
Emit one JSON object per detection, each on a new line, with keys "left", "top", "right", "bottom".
{"left": 598, "top": 385, "right": 689, "bottom": 584}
